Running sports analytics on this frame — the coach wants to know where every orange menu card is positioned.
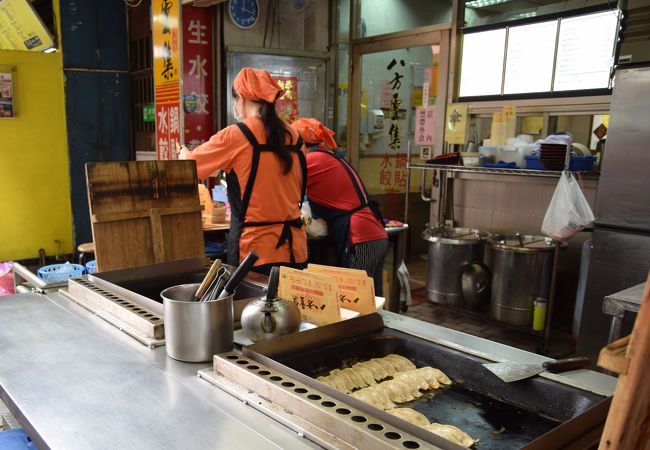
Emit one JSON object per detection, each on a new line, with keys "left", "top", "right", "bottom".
{"left": 306, "top": 264, "right": 376, "bottom": 315}
{"left": 278, "top": 266, "right": 341, "bottom": 326}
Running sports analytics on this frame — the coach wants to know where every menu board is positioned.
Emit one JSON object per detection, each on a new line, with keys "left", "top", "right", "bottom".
{"left": 504, "top": 21, "right": 558, "bottom": 94}
{"left": 553, "top": 11, "right": 619, "bottom": 91}
{"left": 459, "top": 28, "right": 507, "bottom": 97}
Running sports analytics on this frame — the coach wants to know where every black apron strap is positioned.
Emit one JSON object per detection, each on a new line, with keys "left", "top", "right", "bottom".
{"left": 234, "top": 122, "right": 261, "bottom": 223}
{"left": 232, "top": 122, "right": 306, "bottom": 263}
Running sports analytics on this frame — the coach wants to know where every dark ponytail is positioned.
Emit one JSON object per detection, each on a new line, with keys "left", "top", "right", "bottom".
{"left": 233, "top": 88, "right": 293, "bottom": 174}
{"left": 260, "top": 100, "right": 293, "bottom": 174}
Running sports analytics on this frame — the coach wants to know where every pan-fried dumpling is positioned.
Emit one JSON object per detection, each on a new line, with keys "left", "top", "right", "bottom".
{"left": 392, "top": 370, "right": 430, "bottom": 391}
{"left": 353, "top": 360, "right": 389, "bottom": 380}
{"left": 428, "top": 367, "right": 452, "bottom": 385}
{"left": 374, "top": 379, "right": 422, "bottom": 403}
{"left": 425, "top": 423, "right": 476, "bottom": 448}
{"left": 387, "top": 408, "right": 430, "bottom": 427}
{"left": 316, "top": 376, "right": 337, "bottom": 389}
{"left": 331, "top": 368, "right": 364, "bottom": 390}
{"left": 318, "top": 373, "right": 350, "bottom": 392}
{"left": 348, "top": 365, "right": 376, "bottom": 386}
{"left": 351, "top": 386, "right": 396, "bottom": 410}
{"left": 383, "top": 354, "right": 417, "bottom": 372}
{"left": 368, "top": 358, "right": 398, "bottom": 376}
{"left": 417, "top": 367, "right": 451, "bottom": 386}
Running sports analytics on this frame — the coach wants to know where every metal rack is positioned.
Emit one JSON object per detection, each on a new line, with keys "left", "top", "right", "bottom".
{"left": 408, "top": 162, "right": 600, "bottom": 179}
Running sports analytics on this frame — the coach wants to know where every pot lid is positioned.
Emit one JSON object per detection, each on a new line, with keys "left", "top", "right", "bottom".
{"left": 421, "top": 226, "right": 486, "bottom": 244}
{"left": 487, "top": 234, "right": 567, "bottom": 252}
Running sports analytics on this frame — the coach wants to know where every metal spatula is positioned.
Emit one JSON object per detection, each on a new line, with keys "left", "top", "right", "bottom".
{"left": 483, "top": 357, "right": 590, "bottom": 383}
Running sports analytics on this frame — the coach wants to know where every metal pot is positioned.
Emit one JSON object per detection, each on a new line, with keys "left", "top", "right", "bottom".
{"left": 422, "top": 226, "right": 487, "bottom": 307}
{"left": 241, "top": 297, "right": 302, "bottom": 342}
{"left": 241, "top": 266, "right": 301, "bottom": 342}
{"left": 161, "top": 283, "right": 233, "bottom": 362}
{"left": 485, "top": 234, "right": 565, "bottom": 327}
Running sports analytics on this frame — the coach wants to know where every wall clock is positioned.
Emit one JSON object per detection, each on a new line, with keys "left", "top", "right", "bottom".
{"left": 229, "top": 0, "right": 259, "bottom": 30}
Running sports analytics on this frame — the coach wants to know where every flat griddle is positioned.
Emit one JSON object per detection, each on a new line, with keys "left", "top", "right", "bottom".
{"left": 244, "top": 313, "right": 609, "bottom": 449}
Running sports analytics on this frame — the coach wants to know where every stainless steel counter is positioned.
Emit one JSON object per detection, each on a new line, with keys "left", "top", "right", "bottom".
{"left": 603, "top": 282, "right": 645, "bottom": 343}
{"left": 0, "top": 292, "right": 319, "bottom": 450}
{"left": 0, "top": 290, "right": 617, "bottom": 449}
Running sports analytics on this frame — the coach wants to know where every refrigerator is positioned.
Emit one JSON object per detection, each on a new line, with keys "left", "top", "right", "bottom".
{"left": 576, "top": 66, "right": 650, "bottom": 362}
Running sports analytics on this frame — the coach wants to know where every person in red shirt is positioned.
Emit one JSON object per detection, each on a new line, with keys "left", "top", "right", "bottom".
{"left": 293, "top": 118, "right": 388, "bottom": 295}
{"left": 180, "top": 68, "right": 307, "bottom": 274}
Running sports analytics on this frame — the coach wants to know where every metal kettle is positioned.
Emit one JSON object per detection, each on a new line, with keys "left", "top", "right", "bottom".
{"left": 241, "top": 267, "right": 302, "bottom": 342}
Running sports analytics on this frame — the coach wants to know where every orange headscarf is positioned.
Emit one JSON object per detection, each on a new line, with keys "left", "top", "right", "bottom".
{"left": 293, "top": 118, "right": 337, "bottom": 149}
{"left": 233, "top": 68, "right": 284, "bottom": 104}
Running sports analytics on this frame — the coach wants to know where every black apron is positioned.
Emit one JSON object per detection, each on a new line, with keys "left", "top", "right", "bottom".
{"left": 225, "top": 122, "right": 307, "bottom": 266}
{"left": 307, "top": 149, "right": 384, "bottom": 266}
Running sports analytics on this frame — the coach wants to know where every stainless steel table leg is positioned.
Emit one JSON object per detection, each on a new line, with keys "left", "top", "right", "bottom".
{"left": 607, "top": 313, "right": 625, "bottom": 344}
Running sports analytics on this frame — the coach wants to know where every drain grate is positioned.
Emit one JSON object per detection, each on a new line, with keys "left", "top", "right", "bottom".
{"left": 67, "top": 277, "right": 164, "bottom": 340}
{"left": 212, "top": 353, "right": 428, "bottom": 449}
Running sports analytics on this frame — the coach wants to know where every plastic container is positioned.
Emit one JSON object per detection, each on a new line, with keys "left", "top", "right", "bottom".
{"left": 533, "top": 297, "right": 548, "bottom": 331}
{"left": 37, "top": 263, "right": 85, "bottom": 283}
{"left": 0, "top": 429, "right": 36, "bottom": 449}
{"left": 496, "top": 146, "right": 523, "bottom": 167}
{"left": 569, "top": 155, "right": 596, "bottom": 171}
{"left": 479, "top": 146, "right": 497, "bottom": 166}
{"left": 85, "top": 260, "right": 97, "bottom": 274}
{"left": 525, "top": 155, "right": 546, "bottom": 170}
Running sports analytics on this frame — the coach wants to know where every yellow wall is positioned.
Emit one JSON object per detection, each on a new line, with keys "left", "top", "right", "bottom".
{"left": 0, "top": 48, "right": 73, "bottom": 260}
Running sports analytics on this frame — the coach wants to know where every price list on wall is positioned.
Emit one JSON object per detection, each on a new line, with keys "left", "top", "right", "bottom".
{"left": 553, "top": 11, "right": 619, "bottom": 91}
{"left": 459, "top": 28, "right": 507, "bottom": 97}
{"left": 504, "top": 21, "right": 558, "bottom": 94}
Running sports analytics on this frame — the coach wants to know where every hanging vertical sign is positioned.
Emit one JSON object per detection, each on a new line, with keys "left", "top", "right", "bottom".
{"left": 444, "top": 103, "right": 468, "bottom": 145}
{"left": 182, "top": 5, "right": 213, "bottom": 148}
{"left": 415, "top": 106, "right": 435, "bottom": 146}
{"left": 273, "top": 75, "right": 299, "bottom": 123}
{"left": 153, "top": 0, "right": 181, "bottom": 160}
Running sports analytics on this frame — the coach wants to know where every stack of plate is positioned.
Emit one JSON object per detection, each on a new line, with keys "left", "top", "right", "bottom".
{"left": 540, "top": 143, "right": 568, "bottom": 171}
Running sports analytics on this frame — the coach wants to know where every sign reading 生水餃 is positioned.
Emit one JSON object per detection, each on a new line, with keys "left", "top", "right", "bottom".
{"left": 182, "top": 5, "right": 213, "bottom": 148}
{"left": 153, "top": 0, "right": 182, "bottom": 160}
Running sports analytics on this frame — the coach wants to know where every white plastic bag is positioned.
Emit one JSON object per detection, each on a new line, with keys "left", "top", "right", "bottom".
{"left": 301, "top": 201, "right": 328, "bottom": 238}
{"left": 542, "top": 171, "right": 594, "bottom": 241}
{"left": 396, "top": 261, "right": 413, "bottom": 307}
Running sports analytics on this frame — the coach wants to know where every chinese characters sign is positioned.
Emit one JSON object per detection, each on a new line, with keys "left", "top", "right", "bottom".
{"left": 153, "top": 0, "right": 181, "bottom": 160}
{"left": 278, "top": 267, "right": 340, "bottom": 326}
{"left": 415, "top": 107, "right": 435, "bottom": 146}
{"left": 444, "top": 103, "right": 468, "bottom": 145}
{"left": 306, "top": 264, "right": 375, "bottom": 315}
{"left": 385, "top": 58, "right": 405, "bottom": 152}
{"left": 274, "top": 75, "right": 298, "bottom": 123}
{"left": 182, "top": 5, "right": 213, "bottom": 148}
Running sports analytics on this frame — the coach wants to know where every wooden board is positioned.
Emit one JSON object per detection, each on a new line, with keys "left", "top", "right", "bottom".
{"left": 86, "top": 161, "right": 205, "bottom": 272}
{"left": 598, "top": 271, "right": 650, "bottom": 450}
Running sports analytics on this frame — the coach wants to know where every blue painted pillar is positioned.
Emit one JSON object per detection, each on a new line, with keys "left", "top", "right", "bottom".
{"left": 59, "top": 0, "right": 131, "bottom": 246}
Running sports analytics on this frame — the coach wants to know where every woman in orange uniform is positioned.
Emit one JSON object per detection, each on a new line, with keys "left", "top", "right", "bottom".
{"left": 293, "top": 118, "right": 388, "bottom": 295}
{"left": 180, "top": 68, "right": 307, "bottom": 274}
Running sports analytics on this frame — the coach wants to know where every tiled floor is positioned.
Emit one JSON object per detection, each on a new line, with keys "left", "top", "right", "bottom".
{"left": 402, "top": 259, "right": 576, "bottom": 359}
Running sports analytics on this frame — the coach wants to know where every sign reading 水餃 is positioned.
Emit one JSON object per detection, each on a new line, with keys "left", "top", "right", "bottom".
{"left": 278, "top": 267, "right": 340, "bottom": 326}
